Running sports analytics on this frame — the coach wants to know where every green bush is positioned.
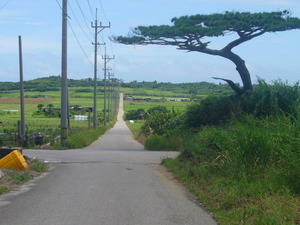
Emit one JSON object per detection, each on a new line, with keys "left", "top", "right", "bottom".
{"left": 144, "top": 134, "right": 182, "bottom": 151}
{"left": 240, "top": 79, "right": 300, "bottom": 117}
{"left": 152, "top": 80, "right": 300, "bottom": 224}
{"left": 184, "top": 79, "right": 300, "bottom": 128}
{"left": 179, "top": 116, "right": 300, "bottom": 194}
{"left": 185, "top": 95, "right": 239, "bottom": 127}
{"left": 145, "top": 105, "right": 169, "bottom": 118}
{"left": 124, "top": 109, "right": 145, "bottom": 120}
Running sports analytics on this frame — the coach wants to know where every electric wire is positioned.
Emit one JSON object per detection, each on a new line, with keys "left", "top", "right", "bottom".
{"left": 92, "top": 0, "right": 115, "bottom": 65}
{"left": 68, "top": 1, "right": 93, "bottom": 42}
{"left": 75, "top": 0, "right": 94, "bottom": 37}
{"left": 98, "top": 0, "right": 110, "bottom": 23}
{"left": 87, "top": 0, "right": 95, "bottom": 19}
{"left": 56, "top": 0, "right": 93, "bottom": 67}
{"left": 56, "top": 0, "right": 113, "bottom": 76}
{"left": 68, "top": 20, "right": 94, "bottom": 67}
{"left": 55, "top": 0, "right": 62, "bottom": 10}
{"left": 0, "top": 0, "right": 10, "bottom": 10}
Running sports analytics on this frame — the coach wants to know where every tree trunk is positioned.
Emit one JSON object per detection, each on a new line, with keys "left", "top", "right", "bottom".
{"left": 199, "top": 47, "right": 253, "bottom": 95}
{"left": 222, "top": 50, "right": 253, "bottom": 94}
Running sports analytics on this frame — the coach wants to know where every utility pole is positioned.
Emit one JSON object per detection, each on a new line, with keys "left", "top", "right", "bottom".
{"left": 107, "top": 72, "right": 114, "bottom": 121}
{"left": 102, "top": 49, "right": 114, "bottom": 125}
{"left": 91, "top": 9, "right": 110, "bottom": 128}
{"left": 61, "top": 0, "right": 68, "bottom": 144}
{"left": 18, "top": 36, "right": 26, "bottom": 147}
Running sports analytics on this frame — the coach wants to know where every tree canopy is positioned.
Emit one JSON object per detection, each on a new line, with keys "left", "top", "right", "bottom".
{"left": 114, "top": 11, "right": 300, "bottom": 94}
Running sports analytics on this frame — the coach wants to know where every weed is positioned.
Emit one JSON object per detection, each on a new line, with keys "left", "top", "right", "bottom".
{"left": 29, "top": 159, "right": 48, "bottom": 172}
{"left": 0, "top": 186, "right": 10, "bottom": 194}
{"left": 7, "top": 171, "right": 33, "bottom": 184}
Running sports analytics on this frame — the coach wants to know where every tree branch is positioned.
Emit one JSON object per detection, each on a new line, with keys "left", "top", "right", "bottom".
{"left": 222, "top": 30, "right": 266, "bottom": 51}
{"left": 212, "top": 77, "right": 245, "bottom": 95}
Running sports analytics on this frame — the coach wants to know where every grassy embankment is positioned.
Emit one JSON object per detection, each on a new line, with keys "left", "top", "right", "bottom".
{"left": 124, "top": 82, "right": 300, "bottom": 225}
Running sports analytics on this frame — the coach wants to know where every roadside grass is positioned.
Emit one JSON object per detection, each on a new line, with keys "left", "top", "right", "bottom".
{"left": 28, "top": 158, "right": 49, "bottom": 172}
{"left": 7, "top": 171, "right": 33, "bottom": 184}
{"left": 144, "top": 135, "right": 181, "bottom": 151}
{"left": 163, "top": 158, "right": 299, "bottom": 225}
{"left": 0, "top": 158, "right": 48, "bottom": 195}
{"left": 161, "top": 115, "right": 300, "bottom": 225}
{"left": 126, "top": 121, "right": 143, "bottom": 139}
{"left": 0, "top": 187, "right": 10, "bottom": 194}
{"left": 52, "top": 120, "right": 116, "bottom": 149}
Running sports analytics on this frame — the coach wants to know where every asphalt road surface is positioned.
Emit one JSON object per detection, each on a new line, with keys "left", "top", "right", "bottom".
{"left": 0, "top": 94, "right": 216, "bottom": 225}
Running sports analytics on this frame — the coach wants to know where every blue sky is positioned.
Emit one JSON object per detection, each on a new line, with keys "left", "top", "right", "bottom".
{"left": 0, "top": 0, "right": 299, "bottom": 85}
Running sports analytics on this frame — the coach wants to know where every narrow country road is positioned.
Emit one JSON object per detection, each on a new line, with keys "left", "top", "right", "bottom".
{"left": 0, "top": 94, "right": 216, "bottom": 225}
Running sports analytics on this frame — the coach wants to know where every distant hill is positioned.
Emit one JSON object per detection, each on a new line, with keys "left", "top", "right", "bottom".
{"left": 0, "top": 76, "right": 95, "bottom": 92}
{"left": 0, "top": 76, "right": 234, "bottom": 95}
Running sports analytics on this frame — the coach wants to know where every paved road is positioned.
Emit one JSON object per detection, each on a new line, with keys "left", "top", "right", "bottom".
{"left": 0, "top": 94, "right": 216, "bottom": 225}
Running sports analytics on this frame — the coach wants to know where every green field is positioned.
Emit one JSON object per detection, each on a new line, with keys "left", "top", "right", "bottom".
{"left": 0, "top": 87, "right": 190, "bottom": 147}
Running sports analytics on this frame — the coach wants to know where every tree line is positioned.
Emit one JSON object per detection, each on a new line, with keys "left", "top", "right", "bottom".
{"left": 0, "top": 76, "right": 233, "bottom": 95}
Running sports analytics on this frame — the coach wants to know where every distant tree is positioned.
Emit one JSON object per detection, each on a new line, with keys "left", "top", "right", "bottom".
{"left": 146, "top": 106, "right": 169, "bottom": 118}
{"left": 46, "top": 104, "right": 54, "bottom": 114}
{"left": 114, "top": 11, "right": 300, "bottom": 94}
{"left": 37, "top": 104, "right": 44, "bottom": 111}
{"left": 125, "top": 109, "right": 145, "bottom": 120}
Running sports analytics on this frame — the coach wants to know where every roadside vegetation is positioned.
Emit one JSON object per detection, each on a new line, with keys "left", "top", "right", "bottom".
{"left": 52, "top": 120, "right": 116, "bottom": 149}
{"left": 0, "top": 76, "right": 229, "bottom": 149}
{"left": 1, "top": 76, "right": 299, "bottom": 223}
{"left": 0, "top": 158, "right": 48, "bottom": 195}
{"left": 125, "top": 79, "right": 300, "bottom": 225}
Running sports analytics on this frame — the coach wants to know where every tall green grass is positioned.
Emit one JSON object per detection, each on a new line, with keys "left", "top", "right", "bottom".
{"left": 162, "top": 115, "right": 300, "bottom": 224}
{"left": 53, "top": 120, "right": 115, "bottom": 149}
{"left": 141, "top": 80, "right": 300, "bottom": 224}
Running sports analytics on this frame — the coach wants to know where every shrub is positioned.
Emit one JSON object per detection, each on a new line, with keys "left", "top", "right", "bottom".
{"left": 145, "top": 105, "right": 169, "bottom": 118}
{"left": 144, "top": 134, "right": 182, "bottom": 151}
{"left": 124, "top": 109, "right": 145, "bottom": 120}
{"left": 179, "top": 115, "right": 300, "bottom": 194}
{"left": 141, "top": 109, "right": 182, "bottom": 136}
{"left": 185, "top": 95, "right": 239, "bottom": 127}
{"left": 185, "top": 79, "right": 300, "bottom": 128}
{"left": 240, "top": 79, "right": 300, "bottom": 117}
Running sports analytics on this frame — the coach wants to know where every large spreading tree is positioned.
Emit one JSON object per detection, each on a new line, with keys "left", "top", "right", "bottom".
{"left": 114, "top": 11, "right": 300, "bottom": 94}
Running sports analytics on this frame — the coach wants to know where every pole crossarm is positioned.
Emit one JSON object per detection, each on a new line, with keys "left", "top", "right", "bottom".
{"left": 91, "top": 22, "right": 111, "bottom": 35}
{"left": 102, "top": 50, "right": 115, "bottom": 125}
{"left": 91, "top": 8, "right": 111, "bottom": 128}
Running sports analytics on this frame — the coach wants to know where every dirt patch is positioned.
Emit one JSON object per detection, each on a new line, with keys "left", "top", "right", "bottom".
{"left": 0, "top": 98, "right": 53, "bottom": 104}
{"left": 136, "top": 133, "right": 146, "bottom": 145}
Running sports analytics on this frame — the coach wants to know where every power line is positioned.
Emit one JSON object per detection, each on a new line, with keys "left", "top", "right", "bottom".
{"left": 98, "top": 0, "right": 110, "bottom": 23}
{"left": 56, "top": 0, "right": 93, "bottom": 66}
{"left": 92, "top": 0, "right": 115, "bottom": 59}
{"left": 87, "top": 0, "right": 95, "bottom": 18}
{"left": 55, "top": 0, "right": 62, "bottom": 10}
{"left": 0, "top": 0, "right": 11, "bottom": 10}
{"left": 68, "top": 21, "right": 94, "bottom": 67}
{"left": 75, "top": 0, "right": 94, "bottom": 37}
{"left": 68, "top": 1, "right": 93, "bottom": 42}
